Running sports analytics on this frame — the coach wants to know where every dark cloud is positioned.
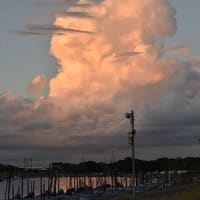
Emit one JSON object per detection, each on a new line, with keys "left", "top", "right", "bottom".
{"left": 23, "top": 120, "right": 53, "bottom": 131}
{"left": 0, "top": 66, "right": 200, "bottom": 164}
{"left": 89, "top": 0, "right": 103, "bottom": 4}
{"left": 32, "top": 0, "right": 77, "bottom": 8}
{"left": 57, "top": 11, "right": 96, "bottom": 19}
{"left": 141, "top": 66, "right": 200, "bottom": 126}
{"left": 168, "top": 44, "right": 190, "bottom": 51}
{"left": 72, "top": 3, "right": 95, "bottom": 8}
{"left": 14, "top": 24, "right": 95, "bottom": 36}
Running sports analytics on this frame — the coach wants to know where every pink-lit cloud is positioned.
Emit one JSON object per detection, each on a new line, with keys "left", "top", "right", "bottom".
{"left": 28, "top": 75, "right": 46, "bottom": 96}
{"left": 1, "top": 0, "right": 200, "bottom": 163}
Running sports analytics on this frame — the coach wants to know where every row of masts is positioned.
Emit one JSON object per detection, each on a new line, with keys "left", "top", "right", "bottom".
{"left": 4, "top": 170, "right": 176, "bottom": 200}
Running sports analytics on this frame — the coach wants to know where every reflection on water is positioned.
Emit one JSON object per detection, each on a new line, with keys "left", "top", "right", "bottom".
{"left": 0, "top": 176, "right": 133, "bottom": 200}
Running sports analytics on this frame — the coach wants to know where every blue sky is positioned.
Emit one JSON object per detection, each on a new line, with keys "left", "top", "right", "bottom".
{"left": 168, "top": 0, "right": 200, "bottom": 55}
{"left": 0, "top": 0, "right": 59, "bottom": 97}
{"left": 0, "top": 0, "right": 200, "bottom": 97}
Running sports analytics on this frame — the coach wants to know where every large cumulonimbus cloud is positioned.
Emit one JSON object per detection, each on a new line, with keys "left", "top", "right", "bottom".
{"left": 49, "top": 0, "right": 177, "bottom": 120}
{"left": 48, "top": 0, "right": 200, "bottom": 152}
{"left": 1, "top": 0, "right": 200, "bottom": 163}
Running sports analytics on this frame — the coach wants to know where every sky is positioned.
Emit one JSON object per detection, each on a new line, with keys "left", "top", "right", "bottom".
{"left": 0, "top": 0, "right": 200, "bottom": 166}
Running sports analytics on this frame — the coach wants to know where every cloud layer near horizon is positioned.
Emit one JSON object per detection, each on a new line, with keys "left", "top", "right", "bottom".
{"left": 1, "top": 0, "right": 200, "bottom": 164}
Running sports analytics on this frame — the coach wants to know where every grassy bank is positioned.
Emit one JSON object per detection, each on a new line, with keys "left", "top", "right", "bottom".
{"left": 111, "top": 184, "right": 200, "bottom": 200}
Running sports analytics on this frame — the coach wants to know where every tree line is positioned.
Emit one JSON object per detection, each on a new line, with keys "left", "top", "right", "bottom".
{"left": 51, "top": 157, "right": 200, "bottom": 174}
{"left": 1, "top": 157, "right": 200, "bottom": 177}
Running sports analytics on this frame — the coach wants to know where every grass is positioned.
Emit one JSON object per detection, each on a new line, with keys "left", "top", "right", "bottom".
{"left": 107, "top": 184, "right": 200, "bottom": 200}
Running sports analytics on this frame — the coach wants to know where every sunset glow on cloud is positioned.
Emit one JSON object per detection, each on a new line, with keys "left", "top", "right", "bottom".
{"left": 49, "top": 0, "right": 177, "bottom": 120}
{"left": 0, "top": 0, "right": 200, "bottom": 163}
{"left": 28, "top": 75, "right": 46, "bottom": 96}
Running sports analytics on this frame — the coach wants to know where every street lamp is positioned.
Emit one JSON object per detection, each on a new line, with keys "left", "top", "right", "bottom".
{"left": 125, "top": 110, "right": 136, "bottom": 198}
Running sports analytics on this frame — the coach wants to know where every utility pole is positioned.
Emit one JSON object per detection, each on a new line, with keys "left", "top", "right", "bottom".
{"left": 125, "top": 110, "right": 136, "bottom": 198}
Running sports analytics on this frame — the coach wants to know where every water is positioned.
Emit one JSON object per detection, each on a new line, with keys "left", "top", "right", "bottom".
{"left": 0, "top": 176, "right": 133, "bottom": 200}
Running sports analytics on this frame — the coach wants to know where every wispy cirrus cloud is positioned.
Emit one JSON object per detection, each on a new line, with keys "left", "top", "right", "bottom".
{"left": 32, "top": 0, "right": 77, "bottom": 8}
{"left": 57, "top": 11, "right": 96, "bottom": 18}
{"left": 14, "top": 24, "right": 95, "bottom": 36}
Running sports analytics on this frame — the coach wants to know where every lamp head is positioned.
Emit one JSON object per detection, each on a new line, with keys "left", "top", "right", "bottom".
{"left": 125, "top": 112, "right": 131, "bottom": 119}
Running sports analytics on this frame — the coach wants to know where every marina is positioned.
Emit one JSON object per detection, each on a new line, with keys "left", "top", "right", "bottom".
{"left": 0, "top": 0, "right": 200, "bottom": 200}
{"left": 1, "top": 170, "right": 176, "bottom": 200}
